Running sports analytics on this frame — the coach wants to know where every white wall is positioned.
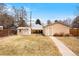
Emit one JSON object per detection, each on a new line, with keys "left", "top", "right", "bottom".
{"left": 17, "top": 27, "right": 31, "bottom": 35}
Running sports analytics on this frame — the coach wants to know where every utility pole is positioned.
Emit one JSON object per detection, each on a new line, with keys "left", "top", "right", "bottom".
{"left": 30, "top": 11, "right": 32, "bottom": 29}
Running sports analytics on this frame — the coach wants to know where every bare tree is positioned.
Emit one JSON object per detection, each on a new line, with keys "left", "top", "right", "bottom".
{"left": 18, "top": 17, "right": 26, "bottom": 27}
{"left": 72, "top": 16, "right": 79, "bottom": 28}
{"left": 0, "top": 4, "right": 15, "bottom": 29}
{"left": 0, "top": 4, "right": 28, "bottom": 28}
{"left": 47, "top": 20, "right": 52, "bottom": 25}
{"left": 12, "top": 6, "right": 20, "bottom": 27}
{"left": 0, "top": 13, "right": 14, "bottom": 29}
{"left": 62, "top": 18, "right": 72, "bottom": 26}
{"left": 0, "top": 3, "right": 7, "bottom": 14}
{"left": 71, "top": 6, "right": 79, "bottom": 28}
{"left": 20, "top": 7, "right": 27, "bottom": 20}
{"left": 12, "top": 6, "right": 27, "bottom": 27}
{"left": 56, "top": 18, "right": 72, "bottom": 26}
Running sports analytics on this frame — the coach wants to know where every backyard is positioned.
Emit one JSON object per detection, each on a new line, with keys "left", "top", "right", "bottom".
{"left": 0, "top": 34, "right": 61, "bottom": 56}
{"left": 57, "top": 37, "right": 79, "bottom": 55}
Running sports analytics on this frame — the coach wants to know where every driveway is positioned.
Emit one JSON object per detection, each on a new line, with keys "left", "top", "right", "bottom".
{"left": 50, "top": 36, "right": 76, "bottom": 56}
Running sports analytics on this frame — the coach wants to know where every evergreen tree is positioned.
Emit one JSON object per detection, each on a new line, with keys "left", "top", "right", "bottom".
{"left": 35, "top": 19, "right": 41, "bottom": 25}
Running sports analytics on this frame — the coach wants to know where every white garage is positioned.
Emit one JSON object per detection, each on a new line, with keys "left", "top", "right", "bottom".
{"left": 17, "top": 27, "right": 31, "bottom": 35}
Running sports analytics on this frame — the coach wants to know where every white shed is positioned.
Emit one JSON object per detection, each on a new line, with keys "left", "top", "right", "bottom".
{"left": 17, "top": 27, "right": 31, "bottom": 35}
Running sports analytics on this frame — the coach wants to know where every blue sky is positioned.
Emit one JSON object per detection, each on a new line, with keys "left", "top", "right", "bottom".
{"left": 7, "top": 3, "right": 79, "bottom": 22}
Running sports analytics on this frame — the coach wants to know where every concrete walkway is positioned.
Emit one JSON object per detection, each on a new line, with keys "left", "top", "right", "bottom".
{"left": 50, "top": 36, "right": 76, "bottom": 56}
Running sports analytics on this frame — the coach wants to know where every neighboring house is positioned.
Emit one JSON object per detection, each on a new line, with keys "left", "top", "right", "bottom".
{"left": 31, "top": 24, "right": 43, "bottom": 34}
{"left": 17, "top": 27, "right": 31, "bottom": 35}
{"left": 43, "top": 22, "right": 70, "bottom": 36}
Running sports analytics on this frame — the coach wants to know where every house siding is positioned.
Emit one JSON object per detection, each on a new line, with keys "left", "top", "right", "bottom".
{"left": 52, "top": 24, "right": 70, "bottom": 35}
{"left": 43, "top": 23, "right": 70, "bottom": 36}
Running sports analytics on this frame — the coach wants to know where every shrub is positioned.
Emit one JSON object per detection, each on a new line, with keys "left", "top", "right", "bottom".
{"left": 59, "top": 33, "right": 64, "bottom": 36}
{"left": 53, "top": 33, "right": 64, "bottom": 36}
{"left": 64, "top": 34, "right": 70, "bottom": 36}
{"left": 53, "top": 33, "right": 59, "bottom": 36}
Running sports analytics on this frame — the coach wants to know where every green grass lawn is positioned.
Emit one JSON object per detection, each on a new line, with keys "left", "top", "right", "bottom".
{"left": 57, "top": 37, "right": 79, "bottom": 55}
{"left": 0, "top": 34, "right": 61, "bottom": 56}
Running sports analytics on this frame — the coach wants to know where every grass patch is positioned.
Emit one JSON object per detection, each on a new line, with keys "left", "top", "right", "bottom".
{"left": 0, "top": 35, "right": 61, "bottom": 56}
{"left": 57, "top": 37, "right": 79, "bottom": 55}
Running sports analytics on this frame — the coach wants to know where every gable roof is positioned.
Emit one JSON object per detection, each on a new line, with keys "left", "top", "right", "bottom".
{"left": 44, "top": 22, "right": 70, "bottom": 28}
{"left": 31, "top": 24, "right": 43, "bottom": 30}
{"left": 17, "top": 27, "right": 30, "bottom": 29}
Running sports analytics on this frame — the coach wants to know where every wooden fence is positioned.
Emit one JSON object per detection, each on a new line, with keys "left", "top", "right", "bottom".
{"left": 70, "top": 28, "right": 79, "bottom": 36}
{"left": 0, "top": 29, "right": 17, "bottom": 37}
